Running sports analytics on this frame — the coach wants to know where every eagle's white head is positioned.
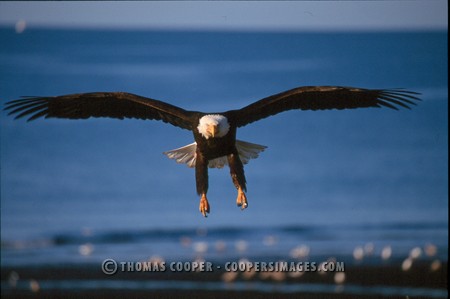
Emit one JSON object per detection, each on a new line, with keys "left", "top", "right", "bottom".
{"left": 197, "top": 114, "right": 230, "bottom": 139}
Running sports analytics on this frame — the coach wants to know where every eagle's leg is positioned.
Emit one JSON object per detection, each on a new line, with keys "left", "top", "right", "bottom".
{"left": 228, "top": 152, "right": 248, "bottom": 210}
{"left": 196, "top": 151, "right": 210, "bottom": 217}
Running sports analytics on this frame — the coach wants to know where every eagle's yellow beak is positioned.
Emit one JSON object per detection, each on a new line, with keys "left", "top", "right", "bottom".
{"left": 207, "top": 124, "right": 218, "bottom": 138}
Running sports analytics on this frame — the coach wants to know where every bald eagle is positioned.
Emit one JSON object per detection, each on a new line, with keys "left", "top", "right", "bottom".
{"left": 4, "top": 86, "right": 420, "bottom": 217}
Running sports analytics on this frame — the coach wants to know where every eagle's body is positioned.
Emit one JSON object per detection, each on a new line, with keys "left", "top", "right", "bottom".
{"left": 4, "top": 86, "right": 420, "bottom": 217}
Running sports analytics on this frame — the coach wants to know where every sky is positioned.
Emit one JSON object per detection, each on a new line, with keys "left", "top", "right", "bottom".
{"left": 0, "top": 1, "right": 447, "bottom": 32}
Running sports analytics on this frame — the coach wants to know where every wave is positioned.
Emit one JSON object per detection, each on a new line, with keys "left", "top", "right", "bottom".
{"left": 2, "top": 221, "right": 447, "bottom": 249}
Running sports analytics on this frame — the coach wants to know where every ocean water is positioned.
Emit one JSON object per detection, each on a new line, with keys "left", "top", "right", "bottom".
{"left": 0, "top": 28, "right": 448, "bottom": 273}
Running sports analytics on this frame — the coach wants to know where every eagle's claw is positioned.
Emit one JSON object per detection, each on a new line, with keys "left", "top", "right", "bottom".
{"left": 199, "top": 194, "right": 210, "bottom": 217}
{"left": 236, "top": 188, "right": 248, "bottom": 210}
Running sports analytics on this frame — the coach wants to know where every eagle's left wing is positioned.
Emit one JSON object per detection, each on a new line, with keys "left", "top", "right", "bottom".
{"left": 230, "top": 86, "right": 420, "bottom": 128}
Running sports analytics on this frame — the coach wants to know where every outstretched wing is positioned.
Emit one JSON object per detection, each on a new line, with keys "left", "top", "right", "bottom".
{"left": 231, "top": 86, "right": 421, "bottom": 127}
{"left": 4, "top": 92, "right": 195, "bottom": 130}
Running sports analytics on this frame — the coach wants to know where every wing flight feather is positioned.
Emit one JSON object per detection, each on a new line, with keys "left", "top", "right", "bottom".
{"left": 230, "top": 86, "right": 420, "bottom": 127}
{"left": 4, "top": 92, "right": 195, "bottom": 130}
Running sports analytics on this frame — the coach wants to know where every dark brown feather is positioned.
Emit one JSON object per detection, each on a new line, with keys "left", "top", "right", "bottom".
{"left": 229, "top": 86, "right": 420, "bottom": 127}
{"left": 4, "top": 92, "right": 196, "bottom": 130}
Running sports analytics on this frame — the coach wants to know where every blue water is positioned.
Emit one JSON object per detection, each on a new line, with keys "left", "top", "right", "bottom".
{"left": 0, "top": 28, "right": 448, "bottom": 273}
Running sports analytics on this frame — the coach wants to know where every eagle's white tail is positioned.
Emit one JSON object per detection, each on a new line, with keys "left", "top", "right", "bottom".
{"left": 163, "top": 140, "right": 267, "bottom": 169}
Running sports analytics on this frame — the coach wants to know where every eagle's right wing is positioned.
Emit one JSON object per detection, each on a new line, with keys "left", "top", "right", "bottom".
{"left": 4, "top": 92, "right": 196, "bottom": 130}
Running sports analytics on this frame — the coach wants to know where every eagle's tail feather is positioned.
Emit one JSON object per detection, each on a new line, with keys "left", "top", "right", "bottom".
{"left": 163, "top": 142, "right": 197, "bottom": 168}
{"left": 235, "top": 140, "right": 268, "bottom": 164}
{"left": 163, "top": 140, "right": 267, "bottom": 169}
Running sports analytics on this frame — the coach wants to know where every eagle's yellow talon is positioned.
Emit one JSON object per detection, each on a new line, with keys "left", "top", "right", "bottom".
{"left": 199, "top": 194, "right": 210, "bottom": 217}
{"left": 236, "top": 188, "right": 248, "bottom": 210}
